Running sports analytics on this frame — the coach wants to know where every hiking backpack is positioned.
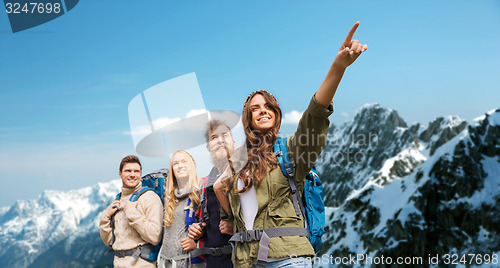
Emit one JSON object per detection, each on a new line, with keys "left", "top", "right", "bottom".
{"left": 273, "top": 136, "right": 326, "bottom": 252}
{"left": 106, "top": 169, "right": 168, "bottom": 261}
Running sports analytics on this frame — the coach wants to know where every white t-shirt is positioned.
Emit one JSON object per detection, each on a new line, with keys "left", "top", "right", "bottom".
{"left": 237, "top": 177, "right": 258, "bottom": 231}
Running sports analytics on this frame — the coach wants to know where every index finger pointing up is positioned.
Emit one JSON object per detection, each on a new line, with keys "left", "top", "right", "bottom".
{"left": 344, "top": 21, "right": 360, "bottom": 44}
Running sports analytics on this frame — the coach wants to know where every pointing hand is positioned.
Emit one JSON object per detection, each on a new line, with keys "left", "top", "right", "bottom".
{"left": 333, "top": 21, "right": 368, "bottom": 68}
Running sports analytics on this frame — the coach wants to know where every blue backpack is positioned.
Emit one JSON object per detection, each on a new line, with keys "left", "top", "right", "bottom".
{"left": 106, "top": 169, "right": 168, "bottom": 261}
{"left": 273, "top": 137, "right": 326, "bottom": 252}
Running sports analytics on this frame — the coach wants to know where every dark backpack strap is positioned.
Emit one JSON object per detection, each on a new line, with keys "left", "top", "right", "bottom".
{"left": 189, "top": 244, "right": 232, "bottom": 258}
{"left": 107, "top": 192, "right": 122, "bottom": 249}
{"left": 199, "top": 177, "right": 209, "bottom": 228}
{"left": 112, "top": 244, "right": 154, "bottom": 259}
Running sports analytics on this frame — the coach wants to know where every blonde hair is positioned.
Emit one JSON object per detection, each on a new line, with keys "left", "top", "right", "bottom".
{"left": 163, "top": 150, "right": 201, "bottom": 227}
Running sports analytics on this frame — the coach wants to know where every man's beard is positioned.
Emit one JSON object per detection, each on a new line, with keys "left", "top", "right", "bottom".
{"left": 211, "top": 145, "right": 231, "bottom": 170}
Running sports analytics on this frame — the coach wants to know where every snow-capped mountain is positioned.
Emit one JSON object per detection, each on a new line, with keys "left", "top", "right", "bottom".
{"left": 0, "top": 180, "right": 121, "bottom": 268}
{"left": 317, "top": 103, "right": 468, "bottom": 207}
{"left": 1, "top": 104, "right": 498, "bottom": 268}
{"left": 319, "top": 108, "right": 500, "bottom": 266}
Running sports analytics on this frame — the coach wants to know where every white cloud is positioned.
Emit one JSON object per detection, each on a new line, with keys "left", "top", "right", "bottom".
{"left": 125, "top": 109, "right": 208, "bottom": 136}
{"left": 282, "top": 110, "right": 303, "bottom": 125}
{"left": 124, "top": 116, "right": 181, "bottom": 136}
{"left": 151, "top": 117, "right": 182, "bottom": 131}
{"left": 186, "top": 109, "right": 207, "bottom": 117}
{"left": 342, "top": 112, "right": 349, "bottom": 117}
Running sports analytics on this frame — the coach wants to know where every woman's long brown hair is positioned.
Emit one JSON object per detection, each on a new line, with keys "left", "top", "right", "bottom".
{"left": 231, "top": 90, "right": 282, "bottom": 193}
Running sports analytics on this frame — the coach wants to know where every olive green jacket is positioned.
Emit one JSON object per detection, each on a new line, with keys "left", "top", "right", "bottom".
{"left": 222, "top": 96, "right": 333, "bottom": 267}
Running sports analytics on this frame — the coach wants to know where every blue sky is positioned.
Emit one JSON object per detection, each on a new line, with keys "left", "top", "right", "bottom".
{"left": 1, "top": 0, "right": 499, "bottom": 207}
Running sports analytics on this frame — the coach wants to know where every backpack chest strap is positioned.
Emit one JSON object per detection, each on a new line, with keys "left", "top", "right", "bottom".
{"left": 189, "top": 244, "right": 232, "bottom": 258}
{"left": 106, "top": 244, "right": 154, "bottom": 259}
{"left": 229, "top": 227, "right": 309, "bottom": 264}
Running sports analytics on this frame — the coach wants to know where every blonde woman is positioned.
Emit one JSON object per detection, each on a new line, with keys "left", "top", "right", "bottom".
{"left": 158, "top": 150, "right": 205, "bottom": 268}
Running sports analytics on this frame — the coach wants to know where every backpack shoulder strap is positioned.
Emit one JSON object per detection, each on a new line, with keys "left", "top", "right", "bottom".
{"left": 129, "top": 187, "right": 153, "bottom": 202}
{"left": 200, "top": 176, "right": 209, "bottom": 198}
{"left": 108, "top": 192, "right": 122, "bottom": 248}
{"left": 273, "top": 137, "right": 294, "bottom": 178}
{"left": 198, "top": 177, "right": 209, "bottom": 226}
{"left": 185, "top": 198, "right": 197, "bottom": 227}
{"left": 273, "top": 137, "right": 303, "bottom": 217}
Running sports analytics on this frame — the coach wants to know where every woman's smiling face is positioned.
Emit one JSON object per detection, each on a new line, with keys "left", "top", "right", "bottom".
{"left": 172, "top": 152, "right": 189, "bottom": 180}
{"left": 249, "top": 94, "right": 276, "bottom": 132}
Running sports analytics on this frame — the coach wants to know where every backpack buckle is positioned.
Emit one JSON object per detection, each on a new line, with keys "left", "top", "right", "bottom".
{"left": 112, "top": 205, "right": 124, "bottom": 211}
{"left": 242, "top": 229, "right": 263, "bottom": 242}
{"left": 211, "top": 247, "right": 223, "bottom": 256}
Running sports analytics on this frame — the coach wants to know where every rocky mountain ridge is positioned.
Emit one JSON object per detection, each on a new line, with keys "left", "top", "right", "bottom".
{"left": 318, "top": 107, "right": 500, "bottom": 267}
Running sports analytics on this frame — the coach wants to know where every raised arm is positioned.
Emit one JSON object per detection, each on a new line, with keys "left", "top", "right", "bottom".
{"left": 315, "top": 21, "right": 367, "bottom": 108}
